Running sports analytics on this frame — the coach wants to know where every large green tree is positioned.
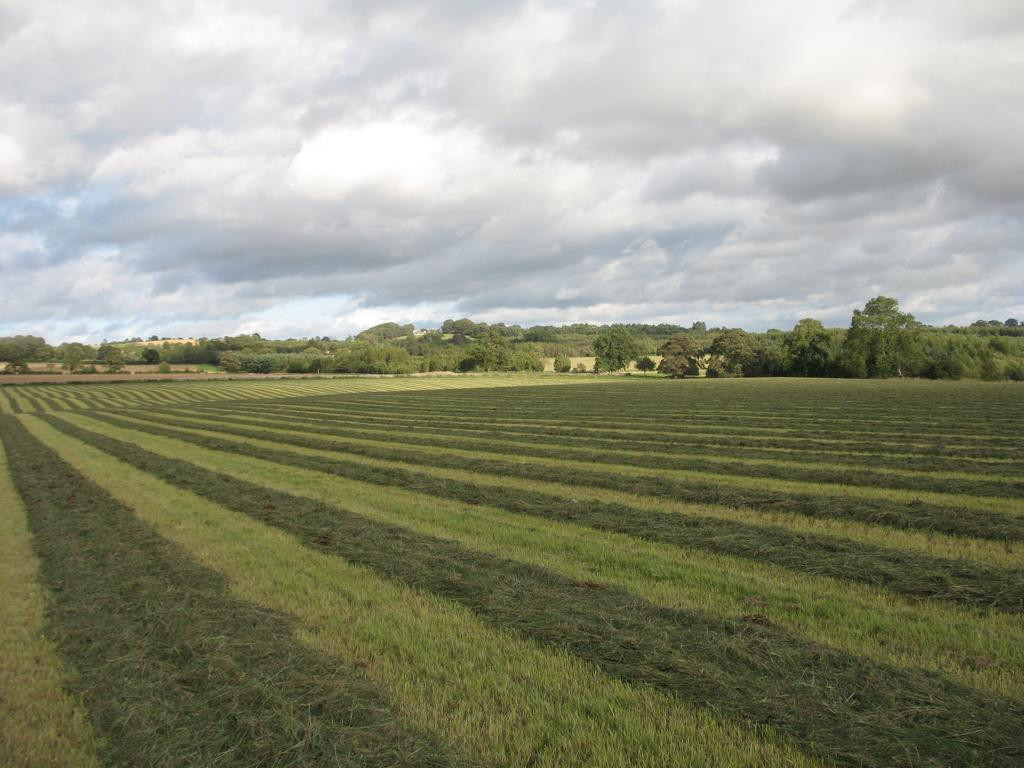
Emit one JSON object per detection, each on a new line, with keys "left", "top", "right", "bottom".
{"left": 104, "top": 346, "right": 125, "bottom": 373}
{"left": 784, "top": 318, "right": 836, "bottom": 377}
{"left": 843, "top": 296, "right": 920, "bottom": 377}
{"left": 463, "top": 330, "right": 514, "bottom": 371}
{"left": 593, "top": 328, "right": 641, "bottom": 372}
{"left": 0, "top": 335, "right": 52, "bottom": 363}
{"left": 60, "top": 343, "right": 93, "bottom": 373}
{"left": 708, "top": 329, "right": 759, "bottom": 376}
{"left": 657, "top": 333, "right": 703, "bottom": 378}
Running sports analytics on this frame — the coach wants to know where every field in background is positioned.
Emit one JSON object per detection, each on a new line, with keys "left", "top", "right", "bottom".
{"left": 1, "top": 375, "right": 1022, "bottom": 767}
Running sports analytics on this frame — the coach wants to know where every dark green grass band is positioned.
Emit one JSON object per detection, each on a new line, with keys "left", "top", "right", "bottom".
{"left": 208, "top": 396, "right": 1024, "bottom": 456}
{"left": 39, "top": 414, "right": 1024, "bottom": 768}
{"left": 167, "top": 405, "right": 1024, "bottom": 499}
{"left": 120, "top": 409, "right": 1024, "bottom": 543}
{"left": 60, "top": 413, "right": 1024, "bottom": 612}
{"left": 203, "top": 400, "right": 1024, "bottom": 476}
{"left": 240, "top": 385, "right": 1024, "bottom": 442}
{"left": 0, "top": 415, "right": 459, "bottom": 768}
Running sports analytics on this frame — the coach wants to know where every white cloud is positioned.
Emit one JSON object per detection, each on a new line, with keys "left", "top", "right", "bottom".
{"left": 1, "top": 0, "right": 1022, "bottom": 342}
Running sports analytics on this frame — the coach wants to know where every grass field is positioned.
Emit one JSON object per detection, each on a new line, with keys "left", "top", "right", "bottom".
{"left": 1, "top": 375, "right": 1022, "bottom": 767}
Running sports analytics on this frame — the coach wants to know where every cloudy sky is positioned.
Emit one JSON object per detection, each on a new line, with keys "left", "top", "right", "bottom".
{"left": 2, "top": 0, "right": 1022, "bottom": 342}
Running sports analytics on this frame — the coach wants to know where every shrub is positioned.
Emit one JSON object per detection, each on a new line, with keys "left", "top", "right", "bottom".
{"left": 1005, "top": 360, "right": 1024, "bottom": 382}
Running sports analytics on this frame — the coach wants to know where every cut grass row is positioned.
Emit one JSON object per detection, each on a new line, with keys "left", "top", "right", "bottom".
{"left": 238, "top": 395, "right": 1024, "bottom": 459}
{"left": 166, "top": 404, "right": 1024, "bottom": 498}
{"left": 27, "top": 413, "right": 1024, "bottom": 768}
{"left": 0, "top": 375, "right": 612, "bottom": 413}
{"left": 18, "top": 414, "right": 821, "bottom": 768}
{"left": 271, "top": 382, "right": 1024, "bottom": 440}
{"left": 354, "top": 376, "right": 1020, "bottom": 416}
{"left": 0, "top": 438, "right": 99, "bottom": 768}
{"left": 209, "top": 400, "right": 1024, "bottom": 474}
{"left": 0, "top": 414, "right": 461, "bottom": 768}
{"left": 106, "top": 409, "right": 1024, "bottom": 539}
{"left": 61, "top": 412, "right": 1022, "bottom": 573}
{"left": 55, "top": 412, "right": 1024, "bottom": 613}
{"left": 47, "top": 411, "right": 1024, "bottom": 698}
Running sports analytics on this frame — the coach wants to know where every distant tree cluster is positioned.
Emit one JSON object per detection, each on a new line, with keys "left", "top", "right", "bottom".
{"left": 651, "top": 296, "right": 1024, "bottom": 381}
{"left": 3, "top": 298, "right": 1023, "bottom": 380}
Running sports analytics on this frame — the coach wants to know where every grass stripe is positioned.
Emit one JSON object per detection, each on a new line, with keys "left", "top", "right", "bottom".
{"left": 271, "top": 396, "right": 1024, "bottom": 456}
{"left": 17, "top": 375, "right": 613, "bottom": 413}
{"left": 127, "top": 408, "right": 1024, "bottom": 537}
{"left": 176, "top": 406, "right": 1024, "bottom": 498}
{"left": 54, "top": 410, "right": 1024, "bottom": 697}
{"left": 22, "top": 416, "right": 821, "bottom": 768}
{"left": 4, "top": 390, "right": 28, "bottom": 413}
{"left": 35, "top": 413, "right": 1024, "bottom": 768}
{"left": 271, "top": 385, "right": 1024, "bottom": 441}
{"left": 71, "top": 411, "right": 1023, "bottom": 572}
{"left": 0, "top": 436, "right": 100, "bottom": 768}
{"left": 214, "top": 400, "right": 1024, "bottom": 475}
{"left": 0, "top": 414, "right": 461, "bottom": 768}
{"left": 74, "top": 410, "right": 1024, "bottom": 611}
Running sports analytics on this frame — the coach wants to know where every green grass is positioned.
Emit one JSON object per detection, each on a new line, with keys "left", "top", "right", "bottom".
{"left": 46, "top": 408, "right": 1024, "bottom": 697}
{"left": 0, "top": 414, "right": 460, "bottom": 768}
{"left": 21, "top": 414, "right": 1024, "bottom": 767}
{"left": 1, "top": 375, "right": 1023, "bottom": 767}
{"left": 92, "top": 407, "right": 1024, "bottom": 531}
{"left": 0, "top": 437, "right": 99, "bottom": 768}
{"left": 19, "top": 413, "right": 817, "bottom": 768}
{"left": 66, "top": 411, "right": 1024, "bottom": 611}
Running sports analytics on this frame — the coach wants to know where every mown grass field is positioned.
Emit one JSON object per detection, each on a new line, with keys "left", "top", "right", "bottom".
{"left": 1, "top": 375, "right": 1022, "bottom": 767}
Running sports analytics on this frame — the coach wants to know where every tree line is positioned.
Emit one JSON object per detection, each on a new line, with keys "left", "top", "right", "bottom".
{"left": 649, "top": 297, "right": 1023, "bottom": 381}
{"left": 2, "top": 296, "right": 1022, "bottom": 379}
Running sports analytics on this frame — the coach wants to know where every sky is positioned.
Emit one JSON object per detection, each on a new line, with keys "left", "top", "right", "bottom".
{"left": 1, "top": 0, "right": 1023, "bottom": 343}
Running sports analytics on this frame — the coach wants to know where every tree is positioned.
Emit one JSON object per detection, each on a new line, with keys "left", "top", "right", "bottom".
{"left": 553, "top": 353, "right": 572, "bottom": 373}
{"left": 104, "top": 347, "right": 125, "bottom": 373}
{"left": 356, "top": 322, "right": 414, "bottom": 343}
{"left": 219, "top": 351, "right": 241, "bottom": 372}
{"left": 0, "top": 335, "right": 52, "bottom": 363}
{"left": 708, "top": 329, "right": 759, "bottom": 376}
{"left": 635, "top": 356, "right": 656, "bottom": 375}
{"left": 592, "top": 328, "right": 641, "bottom": 372}
{"left": 141, "top": 347, "right": 161, "bottom": 364}
{"left": 61, "top": 343, "right": 90, "bottom": 373}
{"left": 657, "top": 333, "right": 703, "bottom": 378}
{"left": 512, "top": 348, "right": 543, "bottom": 372}
{"left": 3, "top": 360, "right": 29, "bottom": 374}
{"left": 843, "top": 296, "right": 920, "bottom": 377}
{"left": 783, "top": 318, "right": 835, "bottom": 377}
{"left": 463, "top": 330, "right": 513, "bottom": 371}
